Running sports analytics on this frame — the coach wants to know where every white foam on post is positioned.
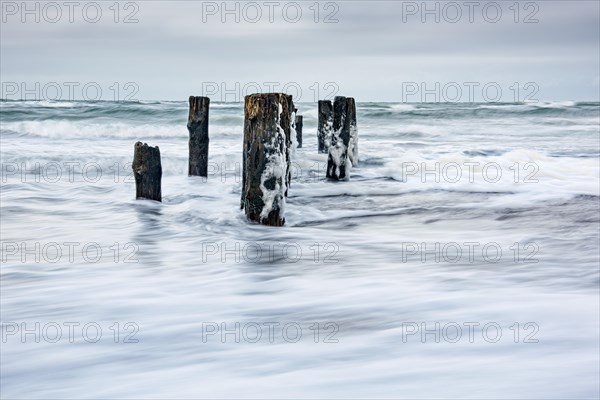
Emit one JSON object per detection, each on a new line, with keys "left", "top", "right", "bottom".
{"left": 290, "top": 108, "right": 298, "bottom": 156}
{"left": 329, "top": 126, "right": 350, "bottom": 180}
{"left": 324, "top": 117, "right": 333, "bottom": 149}
{"left": 258, "top": 100, "right": 287, "bottom": 220}
{"left": 348, "top": 123, "right": 359, "bottom": 166}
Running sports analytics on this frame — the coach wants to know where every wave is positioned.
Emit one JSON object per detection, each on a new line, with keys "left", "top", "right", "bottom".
{"left": 376, "top": 149, "right": 600, "bottom": 200}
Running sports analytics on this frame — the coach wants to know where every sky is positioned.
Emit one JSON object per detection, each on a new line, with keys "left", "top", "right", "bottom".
{"left": 1, "top": 0, "right": 599, "bottom": 102}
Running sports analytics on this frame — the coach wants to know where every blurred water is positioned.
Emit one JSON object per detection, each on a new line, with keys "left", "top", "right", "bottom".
{"left": 1, "top": 100, "right": 599, "bottom": 398}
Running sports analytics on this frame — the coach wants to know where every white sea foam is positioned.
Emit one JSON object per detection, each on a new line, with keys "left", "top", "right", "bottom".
{"left": 258, "top": 101, "right": 287, "bottom": 221}
{"left": 348, "top": 123, "right": 359, "bottom": 166}
{"left": 1, "top": 100, "right": 598, "bottom": 399}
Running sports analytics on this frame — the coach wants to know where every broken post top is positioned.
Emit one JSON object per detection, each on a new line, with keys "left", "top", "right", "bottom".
{"left": 133, "top": 141, "right": 160, "bottom": 160}
{"left": 243, "top": 92, "right": 294, "bottom": 158}
{"left": 333, "top": 96, "right": 355, "bottom": 105}
{"left": 187, "top": 96, "right": 210, "bottom": 127}
{"left": 245, "top": 92, "right": 293, "bottom": 104}
{"left": 133, "top": 142, "right": 161, "bottom": 180}
{"left": 318, "top": 100, "right": 333, "bottom": 113}
{"left": 244, "top": 93, "right": 294, "bottom": 130}
{"left": 246, "top": 92, "right": 292, "bottom": 99}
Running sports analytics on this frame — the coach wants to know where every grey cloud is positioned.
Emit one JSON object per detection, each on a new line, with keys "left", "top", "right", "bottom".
{"left": 1, "top": 0, "right": 598, "bottom": 101}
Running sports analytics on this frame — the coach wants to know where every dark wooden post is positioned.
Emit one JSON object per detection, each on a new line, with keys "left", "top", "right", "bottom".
{"left": 326, "top": 96, "right": 351, "bottom": 180}
{"left": 295, "top": 115, "right": 303, "bottom": 148}
{"left": 347, "top": 97, "right": 358, "bottom": 166}
{"left": 285, "top": 96, "right": 294, "bottom": 195}
{"left": 132, "top": 142, "right": 162, "bottom": 202}
{"left": 241, "top": 93, "right": 293, "bottom": 226}
{"left": 187, "top": 96, "right": 210, "bottom": 176}
{"left": 317, "top": 100, "right": 333, "bottom": 153}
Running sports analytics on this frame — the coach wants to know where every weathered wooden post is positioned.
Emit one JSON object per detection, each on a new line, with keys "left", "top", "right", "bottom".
{"left": 295, "top": 115, "right": 303, "bottom": 148}
{"left": 286, "top": 96, "right": 294, "bottom": 194}
{"left": 241, "top": 93, "right": 293, "bottom": 226}
{"left": 347, "top": 97, "right": 358, "bottom": 166}
{"left": 187, "top": 96, "right": 210, "bottom": 176}
{"left": 317, "top": 100, "right": 333, "bottom": 153}
{"left": 132, "top": 142, "right": 162, "bottom": 202}
{"left": 326, "top": 96, "right": 352, "bottom": 180}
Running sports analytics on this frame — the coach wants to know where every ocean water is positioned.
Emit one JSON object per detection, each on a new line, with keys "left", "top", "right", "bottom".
{"left": 1, "top": 100, "right": 599, "bottom": 398}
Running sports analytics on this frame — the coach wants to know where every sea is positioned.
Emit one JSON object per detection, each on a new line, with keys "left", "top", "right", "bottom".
{"left": 1, "top": 100, "right": 599, "bottom": 398}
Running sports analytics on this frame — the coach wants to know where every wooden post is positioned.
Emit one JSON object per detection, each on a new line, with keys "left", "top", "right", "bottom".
{"left": 241, "top": 93, "right": 293, "bottom": 226}
{"left": 132, "top": 142, "right": 162, "bottom": 202}
{"left": 187, "top": 96, "right": 210, "bottom": 176}
{"left": 326, "top": 96, "right": 352, "bottom": 180}
{"left": 317, "top": 100, "right": 333, "bottom": 153}
{"left": 295, "top": 115, "right": 303, "bottom": 148}
{"left": 285, "top": 96, "right": 294, "bottom": 195}
{"left": 347, "top": 97, "right": 358, "bottom": 166}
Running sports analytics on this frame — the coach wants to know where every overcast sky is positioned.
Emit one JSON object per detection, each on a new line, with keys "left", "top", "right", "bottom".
{"left": 1, "top": 0, "right": 599, "bottom": 101}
